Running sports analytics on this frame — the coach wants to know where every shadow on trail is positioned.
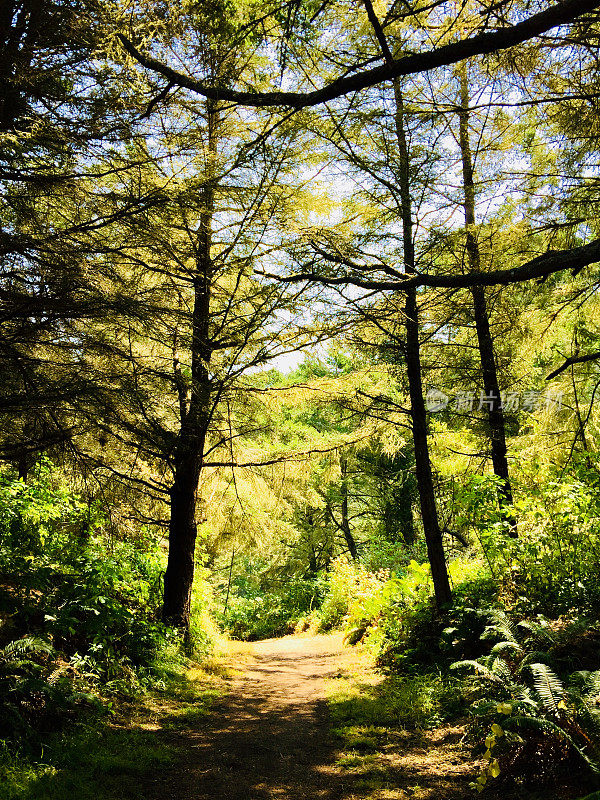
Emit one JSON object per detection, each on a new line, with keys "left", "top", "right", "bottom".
{"left": 142, "top": 637, "right": 355, "bottom": 800}
{"left": 178, "top": 698, "right": 342, "bottom": 799}
{"left": 142, "top": 636, "right": 476, "bottom": 800}
{"left": 145, "top": 693, "right": 350, "bottom": 800}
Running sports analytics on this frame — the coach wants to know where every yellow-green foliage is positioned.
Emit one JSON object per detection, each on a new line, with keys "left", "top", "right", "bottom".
{"left": 318, "top": 557, "right": 390, "bottom": 631}
{"left": 318, "top": 557, "right": 436, "bottom": 647}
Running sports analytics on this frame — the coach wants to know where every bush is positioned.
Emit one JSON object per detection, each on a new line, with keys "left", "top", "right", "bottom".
{"left": 318, "top": 558, "right": 391, "bottom": 633}
{"left": 220, "top": 576, "right": 322, "bottom": 640}
{"left": 453, "top": 609, "right": 600, "bottom": 792}
{"left": 0, "top": 463, "right": 217, "bottom": 741}
{"left": 375, "top": 560, "right": 496, "bottom": 673}
{"left": 451, "top": 471, "right": 600, "bottom": 616}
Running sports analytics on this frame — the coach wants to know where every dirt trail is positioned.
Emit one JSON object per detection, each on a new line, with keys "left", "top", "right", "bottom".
{"left": 146, "top": 633, "right": 355, "bottom": 800}
{"left": 141, "top": 633, "right": 588, "bottom": 800}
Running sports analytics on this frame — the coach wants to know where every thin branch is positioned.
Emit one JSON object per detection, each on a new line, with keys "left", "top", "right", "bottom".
{"left": 203, "top": 434, "right": 373, "bottom": 468}
{"left": 259, "top": 236, "right": 600, "bottom": 290}
{"left": 546, "top": 350, "right": 600, "bottom": 380}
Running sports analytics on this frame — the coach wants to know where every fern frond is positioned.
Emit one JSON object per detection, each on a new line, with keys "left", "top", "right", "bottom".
{"left": 512, "top": 695, "right": 539, "bottom": 712}
{"left": 518, "top": 651, "right": 556, "bottom": 671}
{"left": 491, "top": 640, "right": 523, "bottom": 657}
{"left": 0, "top": 637, "right": 52, "bottom": 664}
{"left": 572, "top": 671, "right": 600, "bottom": 697}
{"left": 574, "top": 705, "right": 600, "bottom": 750}
{"left": 450, "top": 659, "right": 503, "bottom": 683}
{"left": 505, "top": 715, "right": 600, "bottom": 774}
{"left": 481, "top": 610, "right": 519, "bottom": 644}
{"left": 520, "top": 620, "right": 556, "bottom": 649}
{"left": 491, "top": 657, "right": 514, "bottom": 683}
{"left": 530, "top": 663, "right": 565, "bottom": 714}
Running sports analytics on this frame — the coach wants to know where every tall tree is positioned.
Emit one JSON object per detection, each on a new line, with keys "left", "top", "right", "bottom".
{"left": 393, "top": 79, "right": 452, "bottom": 605}
{"left": 456, "top": 63, "right": 517, "bottom": 535}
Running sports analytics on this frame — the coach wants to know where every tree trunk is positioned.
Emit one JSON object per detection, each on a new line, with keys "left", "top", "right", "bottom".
{"left": 340, "top": 456, "right": 358, "bottom": 559}
{"left": 457, "top": 67, "right": 517, "bottom": 537}
{"left": 162, "top": 101, "right": 217, "bottom": 628}
{"left": 17, "top": 454, "right": 28, "bottom": 482}
{"left": 393, "top": 79, "right": 452, "bottom": 607}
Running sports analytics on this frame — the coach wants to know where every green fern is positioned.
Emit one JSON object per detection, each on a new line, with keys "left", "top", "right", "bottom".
{"left": 518, "top": 619, "right": 557, "bottom": 649}
{"left": 0, "top": 637, "right": 52, "bottom": 664}
{"left": 481, "top": 609, "right": 519, "bottom": 644}
{"left": 530, "top": 663, "right": 565, "bottom": 714}
{"left": 454, "top": 620, "right": 600, "bottom": 785}
{"left": 491, "top": 640, "right": 523, "bottom": 657}
{"left": 506, "top": 715, "right": 600, "bottom": 774}
{"left": 450, "top": 659, "right": 504, "bottom": 683}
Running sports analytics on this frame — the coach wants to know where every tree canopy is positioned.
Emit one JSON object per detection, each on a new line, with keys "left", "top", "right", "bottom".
{"left": 4, "top": 1, "right": 600, "bottom": 794}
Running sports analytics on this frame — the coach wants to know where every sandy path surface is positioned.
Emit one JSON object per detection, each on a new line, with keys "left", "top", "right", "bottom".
{"left": 146, "top": 633, "right": 354, "bottom": 800}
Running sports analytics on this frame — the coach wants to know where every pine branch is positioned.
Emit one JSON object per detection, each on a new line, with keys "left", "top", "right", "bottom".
{"left": 546, "top": 350, "right": 600, "bottom": 380}
{"left": 118, "top": 0, "right": 600, "bottom": 109}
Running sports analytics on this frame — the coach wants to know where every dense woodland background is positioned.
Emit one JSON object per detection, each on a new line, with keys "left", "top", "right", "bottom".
{"left": 4, "top": 0, "right": 600, "bottom": 796}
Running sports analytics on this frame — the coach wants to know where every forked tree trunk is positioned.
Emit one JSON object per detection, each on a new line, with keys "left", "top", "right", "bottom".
{"left": 162, "top": 102, "right": 217, "bottom": 628}
{"left": 393, "top": 80, "right": 452, "bottom": 607}
{"left": 457, "top": 67, "right": 517, "bottom": 537}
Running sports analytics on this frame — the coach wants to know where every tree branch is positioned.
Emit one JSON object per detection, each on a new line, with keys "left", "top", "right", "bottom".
{"left": 259, "top": 237, "right": 600, "bottom": 290}
{"left": 118, "top": 0, "right": 600, "bottom": 109}
{"left": 546, "top": 350, "right": 600, "bottom": 380}
{"left": 203, "top": 434, "right": 373, "bottom": 468}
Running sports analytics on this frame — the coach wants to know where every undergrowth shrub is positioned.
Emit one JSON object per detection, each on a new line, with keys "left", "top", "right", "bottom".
{"left": 0, "top": 464, "right": 217, "bottom": 743}
{"left": 452, "top": 471, "right": 600, "bottom": 616}
{"left": 220, "top": 575, "right": 322, "bottom": 640}
{"left": 374, "top": 559, "right": 496, "bottom": 673}
{"left": 453, "top": 610, "right": 600, "bottom": 792}
{"left": 329, "top": 671, "right": 464, "bottom": 730}
{"left": 318, "top": 557, "right": 391, "bottom": 633}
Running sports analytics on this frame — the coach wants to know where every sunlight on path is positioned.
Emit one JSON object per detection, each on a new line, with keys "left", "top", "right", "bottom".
{"left": 143, "top": 634, "right": 472, "bottom": 800}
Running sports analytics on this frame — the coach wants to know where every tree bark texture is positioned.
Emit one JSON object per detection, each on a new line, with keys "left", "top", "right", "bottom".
{"left": 162, "top": 102, "right": 217, "bottom": 628}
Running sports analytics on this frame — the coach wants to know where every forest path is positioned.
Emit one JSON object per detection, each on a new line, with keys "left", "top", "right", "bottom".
{"left": 145, "top": 633, "right": 358, "bottom": 800}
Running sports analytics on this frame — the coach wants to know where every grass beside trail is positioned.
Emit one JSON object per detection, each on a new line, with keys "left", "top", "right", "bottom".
{"left": 0, "top": 652, "right": 237, "bottom": 800}
{"left": 324, "top": 644, "right": 594, "bottom": 800}
{"left": 324, "top": 644, "right": 478, "bottom": 799}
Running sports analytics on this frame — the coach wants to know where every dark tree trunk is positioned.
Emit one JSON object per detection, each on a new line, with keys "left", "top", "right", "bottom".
{"left": 162, "top": 101, "right": 217, "bottom": 629}
{"left": 339, "top": 456, "right": 358, "bottom": 559}
{"left": 17, "top": 454, "right": 28, "bottom": 482}
{"left": 393, "top": 80, "right": 452, "bottom": 607}
{"left": 458, "top": 67, "right": 517, "bottom": 537}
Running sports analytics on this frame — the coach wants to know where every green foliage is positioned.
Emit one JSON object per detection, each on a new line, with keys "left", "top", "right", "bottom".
{"left": 0, "top": 464, "right": 216, "bottom": 742}
{"left": 453, "top": 610, "right": 600, "bottom": 790}
{"left": 219, "top": 575, "right": 323, "bottom": 640}
{"left": 505, "top": 478, "right": 600, "bottom": 615}
{"left": 453, "top": 462, "right": 600, "bottom": 615}
{"left": 0, "top": 461, "right": 97, "bottom": 556}
{"left": 0, "top": 659, "right": 224, "bottom": 800}
{"left": 329, "top": 671, "right": 463, "bottom": 731}
{"left": 318, "top": 556, "right": 433, "bottom": 641}
{"left": 376, "top": 561, "right": 497, "bottom": 673}
{"left": 0, "top": 637, "right": 58, "bottom": 737}
{"left": 450, "top": 469, "right": 600, "bottom": 616}
{"left": 318, "top": 557, "right": 389, "bottom": 633}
